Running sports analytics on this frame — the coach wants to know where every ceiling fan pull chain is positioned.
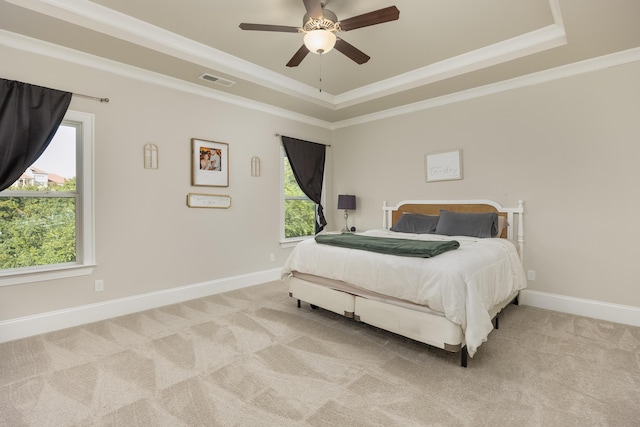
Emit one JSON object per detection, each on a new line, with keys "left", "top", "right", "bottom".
{"left": 319, "top": 54, "right": 323, "bottom": 92}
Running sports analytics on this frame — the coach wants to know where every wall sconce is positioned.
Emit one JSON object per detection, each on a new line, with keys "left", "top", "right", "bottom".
{"left": 144, "top": 143, "right": 158, "bottom": 169}
{"left": 251, "top": 156, "right": 261, "bottom": 177}
{"left": 337, "top": 194, "right": 356, "bottom": 232}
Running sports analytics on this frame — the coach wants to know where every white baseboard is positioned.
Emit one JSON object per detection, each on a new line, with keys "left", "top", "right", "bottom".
{"left": 519, "top": 289, "right": 640, "bottom": 327}
{"left": 0, "top": 268, "right": 282, "bottom": 343}
{"left": 4, "top": 277, "right": 636, "bottom": 344}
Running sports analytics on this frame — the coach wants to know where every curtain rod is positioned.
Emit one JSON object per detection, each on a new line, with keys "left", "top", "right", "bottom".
{"left": 275, "top": 133, "right": 331, "bottom": 147}
{"left": 73, "top": 92, "right": 110, "bottom": 103}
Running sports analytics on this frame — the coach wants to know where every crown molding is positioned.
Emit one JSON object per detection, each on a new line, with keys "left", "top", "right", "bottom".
{"left": 334, "top": 23, "right": 566, "bottom": 109}
{"left": 333, "top": 47, "right": 640, "bottom": 128}
{"left": 6, "top": 0, "right": 335, "bottom": 108}
{"left": 2, "top": 28, "right": 639, "bottom": 131}
{"left": 7, "top": 0, "right": 567, "bottom": 110}
{"left": 0, "top": 29, "right": 333, "bottom": 129}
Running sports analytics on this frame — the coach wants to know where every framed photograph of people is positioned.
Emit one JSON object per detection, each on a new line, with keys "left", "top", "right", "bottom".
{"left": 191, "top": 138, "right": 229, "bottom": 187}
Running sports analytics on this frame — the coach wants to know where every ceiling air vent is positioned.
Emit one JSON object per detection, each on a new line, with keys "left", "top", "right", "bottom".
{"left": 199, "top": 73, "right": 236, "bottom": 87}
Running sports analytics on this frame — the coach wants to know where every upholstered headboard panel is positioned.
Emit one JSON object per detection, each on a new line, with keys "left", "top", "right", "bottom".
{"left": 391, "top": 203, "right": 507, "bottom": 238}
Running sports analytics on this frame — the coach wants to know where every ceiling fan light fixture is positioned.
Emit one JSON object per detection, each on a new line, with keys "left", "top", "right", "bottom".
{"left": 239, "top": 3, "right": 400, "bottom": 66}
{"left": 304, "top": 29, "right": 336, "bottom": 54}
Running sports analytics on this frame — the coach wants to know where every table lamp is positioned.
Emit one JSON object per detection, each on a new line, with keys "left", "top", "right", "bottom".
{"left": 337, "top": 194, "right": 356, "bottom": 232}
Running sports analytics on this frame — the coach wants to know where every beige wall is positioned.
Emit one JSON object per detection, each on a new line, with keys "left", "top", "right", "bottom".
{"left": 0, "top": 46, "right": 332, "bottom": 320}
{"left": 332, "top": 60, "right": 640, "bottom": 308}
{"left": 1, "top": 44, "right": 639, "bottom": 323}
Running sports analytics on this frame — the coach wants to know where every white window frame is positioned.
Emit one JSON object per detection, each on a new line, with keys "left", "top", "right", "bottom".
{"left": 0, "top": 110, "right": 95, "bottom": 286}
{"left": 279, "top": 146, "right": 317, "bottom": 248}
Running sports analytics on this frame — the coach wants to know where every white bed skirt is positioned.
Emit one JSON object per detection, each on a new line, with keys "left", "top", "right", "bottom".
{"left": 288, "top": 275, "right": 519, "bottom": 355}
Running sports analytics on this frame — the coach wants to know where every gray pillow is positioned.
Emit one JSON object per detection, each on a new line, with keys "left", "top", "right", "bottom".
{"left": 390, "top": 213, "right": 439, "bottom": 234}
{"left": 434, "top": 210, "right": 498, "bottom": 238}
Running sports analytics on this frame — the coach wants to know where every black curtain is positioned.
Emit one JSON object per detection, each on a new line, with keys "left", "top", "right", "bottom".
{"left": 0, "top": 78, "right": 72, "bottom": 191}
{"left": 281, "top": 135, "right": 327, "bottom": 233}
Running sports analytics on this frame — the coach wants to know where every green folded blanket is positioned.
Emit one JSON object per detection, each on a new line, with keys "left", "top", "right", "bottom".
{"left": 315, "top": 233, "right": 459, "bottom": 258}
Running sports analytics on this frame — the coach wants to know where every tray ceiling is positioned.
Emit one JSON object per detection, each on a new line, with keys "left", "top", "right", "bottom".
{"left": 1, "top": 0, "right": 639, "bottom": 126}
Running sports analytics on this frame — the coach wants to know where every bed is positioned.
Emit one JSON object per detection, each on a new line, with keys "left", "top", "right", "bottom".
{"left": 281, "top": 199, "right": 526, "bottom": 367}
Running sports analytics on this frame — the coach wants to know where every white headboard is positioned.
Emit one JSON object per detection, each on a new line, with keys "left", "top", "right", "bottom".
{"left": 382, "top": 199, "right": 525, "bottom": 261}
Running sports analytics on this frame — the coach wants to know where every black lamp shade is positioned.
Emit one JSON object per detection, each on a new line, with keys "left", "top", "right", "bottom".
{"left": 337, "top": 194, "right": 356, "bottom": 210}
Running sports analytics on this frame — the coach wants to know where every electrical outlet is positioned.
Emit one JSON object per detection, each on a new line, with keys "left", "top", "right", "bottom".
{"left": 270, "top": 253, "right": 275, "bottom": 262}
{"left": 95, "top": 279, "right": 104, "bottom": 292}
{"left": 527, "top": 270, "right": 536, "bottom": 281}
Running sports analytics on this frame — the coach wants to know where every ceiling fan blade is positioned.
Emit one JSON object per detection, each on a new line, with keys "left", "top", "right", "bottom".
{"left": 334, "top": 39, "right": 370, "bottom": 64}
{"left": 239, "top": 23, "right": 300, "bottom": 33}
{"left": 303, "top": 0, "right": 324, "bottom": 20}
{"left": 286, "top": 45, "right": 310, "bottom": 67}
{"left": 338, "top": 6, "right": 400, "bottom": 31}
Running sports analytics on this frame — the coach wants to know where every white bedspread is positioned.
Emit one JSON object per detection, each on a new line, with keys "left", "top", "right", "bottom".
{"left": 281, "top": 229, "right": 527, "bottom": 357}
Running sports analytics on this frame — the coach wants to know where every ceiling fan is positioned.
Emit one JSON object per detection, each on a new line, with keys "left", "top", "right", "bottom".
{"left": 239, "top": 0, "right": 400, "bottom": 67}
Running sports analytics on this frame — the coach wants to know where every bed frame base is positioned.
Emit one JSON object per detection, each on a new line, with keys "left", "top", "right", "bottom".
{"left": 288, "top": 278, "right": 518, "bottom": 368}
{"left": 291, "top": 293, "right": 472, "bottom": 367}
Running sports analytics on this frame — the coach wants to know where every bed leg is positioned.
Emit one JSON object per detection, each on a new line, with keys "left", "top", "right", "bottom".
{"left": 494, "top": 313, "right": 499, "bottom": 330}
{"left": 310, "top": 304, "right": 318, "bottom": 310}
{"left": 297, "top": 299, "right": 300, "bottom": 308}
{"left": 461, "top": 346, "right": 468, "bottom": 368}
{"left": 513, "top": 294, "right": 520, "bottom": 306}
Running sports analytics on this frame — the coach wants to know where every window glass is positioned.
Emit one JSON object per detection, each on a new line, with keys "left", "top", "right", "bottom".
{"left": 282, "top": 154, "right": 315, "bottom": 240}
{"left": 0, "top": 125, "right": 77, "bottom": 269}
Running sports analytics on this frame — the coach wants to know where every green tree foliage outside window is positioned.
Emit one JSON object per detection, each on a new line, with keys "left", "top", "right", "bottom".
{"left": 0, "top": 178, "right": 77, "bottom": 269}
{"left": 284, "top": 157, "right": 315, "bottom": 238}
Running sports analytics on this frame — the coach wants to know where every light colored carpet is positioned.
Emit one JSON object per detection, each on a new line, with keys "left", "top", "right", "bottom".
{"left": 1, "top": 281, "right": 639, "bottom": 426}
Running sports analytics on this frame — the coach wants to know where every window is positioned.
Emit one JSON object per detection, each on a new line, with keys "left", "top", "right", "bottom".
{"left": 280, "top": 148, "right": 316, "bottom": 244}
{"left": 0, "top": 110, "right": 95, "bottom": 286}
